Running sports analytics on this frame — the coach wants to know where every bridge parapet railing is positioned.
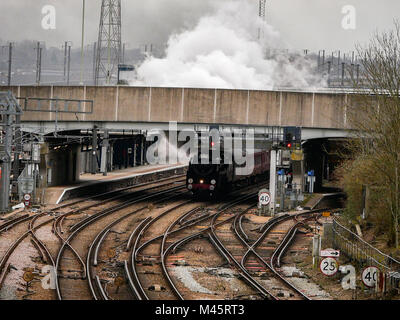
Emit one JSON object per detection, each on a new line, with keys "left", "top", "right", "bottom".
{"left": 333, "top": 219, "right": 400, "bottom": 274}
{"left": 17, "top": 97, "right": 93, "bottom": 114}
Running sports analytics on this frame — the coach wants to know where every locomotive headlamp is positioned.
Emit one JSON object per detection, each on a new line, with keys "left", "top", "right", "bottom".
{"left": 200, "top": 179, "right": 204, "bottom": 184}
{"left": 211, "top": 179, "right": 216, "bottom": 185}
{"left": 188, "top": 178, "right": 193, "bottom": 184}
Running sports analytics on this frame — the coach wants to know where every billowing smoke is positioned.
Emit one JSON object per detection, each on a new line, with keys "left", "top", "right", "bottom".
{"left": 130, "top": 0, "right": 326, "bottom": 90}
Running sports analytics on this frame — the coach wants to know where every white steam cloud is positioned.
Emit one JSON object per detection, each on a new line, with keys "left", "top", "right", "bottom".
{"left": 130, "top": 0, "right": 326, "bottom": 90}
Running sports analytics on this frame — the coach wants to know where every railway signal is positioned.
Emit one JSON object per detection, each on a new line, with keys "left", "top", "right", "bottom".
{"left": 282, "top": 127, "right": 301, "bottom": 150}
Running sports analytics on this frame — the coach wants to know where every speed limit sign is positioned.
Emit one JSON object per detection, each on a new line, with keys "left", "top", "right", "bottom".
{"left": 259, "top": 191, "right": 271, "bottom": 206}
{"left": 362, "top": 266, "right": 379, "bottom": 288}
{"left": 24, "top": 194, "right": 31, "bottom": 207}
{"left": 320, "top": 257, "right": 338, "bottom": 276}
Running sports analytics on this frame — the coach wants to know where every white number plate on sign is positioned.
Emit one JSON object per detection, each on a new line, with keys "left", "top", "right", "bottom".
{"left": 259, "top": 192, "right": 271, "bottom": 206}
{"left": 362, "top": 266, "right": 379, "bottom": 288}
{"left": 320, "top": 257, "right": 338, "bottom": 276}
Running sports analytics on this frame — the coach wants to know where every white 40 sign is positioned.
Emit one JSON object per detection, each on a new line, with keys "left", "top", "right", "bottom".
{"left": 259, "top": 192, "right": 271, "bottom": 206}
{"left": 362, "top": 266, "right": 379, "bottom": 288}
{"left": 320, "top": 257, "right": 338, "bottom": 276}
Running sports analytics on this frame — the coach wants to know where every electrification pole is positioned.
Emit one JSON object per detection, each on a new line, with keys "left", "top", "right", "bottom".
{"left": 92, "top": 42, "right": 97, "bottom": 85}
{"left": 63, "top": 41, "right": 68, "bottom": 81}
{"left": 258, "top": 0, "right": 266, "bottom": 40}
{"left": 0, "top": 92, "right": 22, "bottom": 213}
{"left": 80, "top": 0, "right": 86, "bottom": 85}
{"left": 35, "top": 42, "right": 42, "bottom": 86}
{"left": 67, "top": 44, "right": 71, "bottom": 85}
{"left": 95, "top": 0, "right": 122, "bottom": 85}
{"left": 7, "top": 43, "right": 12, "bottom": 86}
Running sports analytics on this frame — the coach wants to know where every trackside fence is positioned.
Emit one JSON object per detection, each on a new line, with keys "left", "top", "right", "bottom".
{"left": 332, "top": 219, "right": 400, "bottom": 290}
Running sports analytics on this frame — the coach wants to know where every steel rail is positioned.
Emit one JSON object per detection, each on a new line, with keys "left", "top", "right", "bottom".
{"left": 136, "top": 192, "right": 258, "bottom": 260}
{"left": 128, "top": 200, "right": 194, "bottom": 300}
{"left": 209, "top": 203, "right": 275, "bottom": 299}
{"left": 160, "top": 192, "right": 270, "bottom": 300}
{"left": 51, "top": 178, "right": 186, "bottom": 280}
{"left": 55, "top": 185, "right": 186, "bottom": 300}
{"left": 0, "top": 174, "right": 185, "bottom": 300}
{"left": 126, "top": 217, "right": 152, "bottom": 252}
{"left": 87, "top": 193, "right": 188, "bottom": 300}
{"left": 0, "top": 214, "right": 31, "bottom": 233}
{"left": 160, "top": 208, "right": 200, "bottom": 300}
{"left": 239, "top": 210, "right": 328, "bottom": 300}
{"left": 128, "top": 218, "right": 153, "bottom": 300}
{"left": 51, "top": 174, "right": 186, "bottom": 211}
{"left": 268, "top": 214, "right": 321, "bottom": 299}
{"left": 207, "top": 231, "right": 272, "bottom": 299}
{"left": 134, "top": 188, "right": 264, "bottom": 300}
{"left": 124, "top": 260, "right": 143, "bottom": 300}
{"left": 69, "top": 184, "right": 185, "bottom": 232}
{"left": 0, "top": 218, "right": 54, "bottom": 276}
{"left": 29, "top": 213, "right": 56, "bottom": 267}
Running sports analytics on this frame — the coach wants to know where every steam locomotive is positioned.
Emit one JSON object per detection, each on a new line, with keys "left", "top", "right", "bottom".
{"left": 186, "top": 149, "right": 270, "bottom": 196}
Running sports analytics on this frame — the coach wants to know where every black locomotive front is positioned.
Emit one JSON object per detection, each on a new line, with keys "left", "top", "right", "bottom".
{"left": 187, "top": 162, "right": 220, "bottom": 194}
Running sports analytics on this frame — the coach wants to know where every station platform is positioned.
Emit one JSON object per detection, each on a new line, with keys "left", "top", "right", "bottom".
{"left": 43, "top": 163, "right": 187, "bottom": 205}
{"left": 303, "top": 192, "right": 345, "bottom": 210}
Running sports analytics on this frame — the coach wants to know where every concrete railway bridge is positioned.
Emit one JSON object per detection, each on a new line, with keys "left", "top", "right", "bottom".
{"left": 0, "top": 85, "right": 353, "bottom": 193}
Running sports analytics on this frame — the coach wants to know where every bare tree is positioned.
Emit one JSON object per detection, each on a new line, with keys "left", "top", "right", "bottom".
{"left": 344, "top": 21, "right": 400, "bottom": 248}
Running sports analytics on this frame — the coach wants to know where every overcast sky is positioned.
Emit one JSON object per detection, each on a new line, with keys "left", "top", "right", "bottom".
{"left": 0, "top": 0, "right": 399, "bottom": 52}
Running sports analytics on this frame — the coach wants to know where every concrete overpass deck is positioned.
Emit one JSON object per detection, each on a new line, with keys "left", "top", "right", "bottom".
{"left": 0, "top": 85, "right": 353, "bottom": 139}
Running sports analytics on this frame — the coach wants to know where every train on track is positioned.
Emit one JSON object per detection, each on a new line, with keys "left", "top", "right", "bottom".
{"left": 186, "top": 149, "right": 271, "bottom": 196}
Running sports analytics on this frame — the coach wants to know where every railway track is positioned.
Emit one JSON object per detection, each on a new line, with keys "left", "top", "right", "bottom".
{"left": 238, "top": 209, "right": 327, "bottom": 299}
{"left": 123, "top": 184, "right": 264, "bottom": 300}
{"left": 55, "top": 183, "right": 187, "bottom": 300}
{"left": 0, "top": 173, "right": 336, "bottom": 301}
{"left": 0, "top": 175, "right": 186, "bottom": 299}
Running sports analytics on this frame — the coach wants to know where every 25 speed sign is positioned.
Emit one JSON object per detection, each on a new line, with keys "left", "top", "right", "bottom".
{"left": 362, "top": 266, "right": 379, "bottom": 288}
{"left": 320, "top": 257, "right": 338, "bottom": 276}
